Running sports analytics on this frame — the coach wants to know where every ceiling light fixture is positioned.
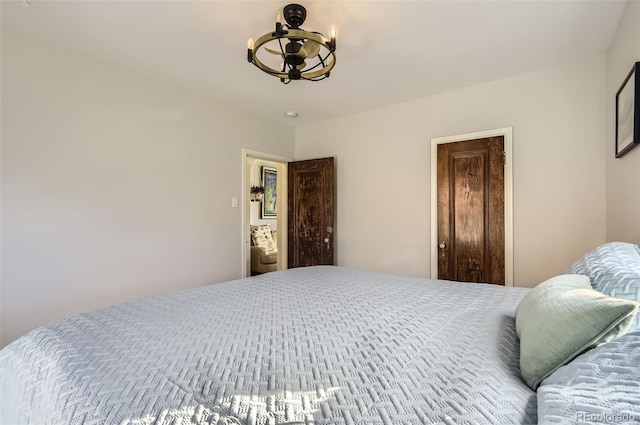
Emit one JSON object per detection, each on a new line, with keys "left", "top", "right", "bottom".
{"left": 247, "top": 3, "right": 336, "bottom": 84}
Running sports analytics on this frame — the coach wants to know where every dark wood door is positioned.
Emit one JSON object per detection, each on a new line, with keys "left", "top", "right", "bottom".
{"left": 437, "top": 137, "right": 505, "bottom": 284}
{"left": 288, "top": 157, "right": 335, "bottom": 268}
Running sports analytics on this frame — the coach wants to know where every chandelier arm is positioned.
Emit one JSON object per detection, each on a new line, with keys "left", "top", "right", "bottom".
{"left": 298, "top": 51, "right": 330, "bottom": 73}
{"left": 251, "top": 61, "right": 272, "bottom": 75}
{"left": 277, "top": 37, "right": 287, "bottom": 65}
{"left": 298, "top": 52, "right": 335, "bottom": 79}
{"left": 251, "top": 33, "right": 289, "bottom": 79}
{"left": 302, "top": 73, "right": 329, "bottom": 82}
{"left": 318, "top": 54, "right": 326, "bottom": 68}
{"left": 277, "top": 37, "right": 291, "bottom": 73}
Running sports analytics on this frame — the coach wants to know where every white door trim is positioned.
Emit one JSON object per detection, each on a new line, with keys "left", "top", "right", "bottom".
{"left": 241, "top": 149, "right": 292, "bottom": 278}
{"left": 429, "top": 128, "right": 514, "bottom": 286}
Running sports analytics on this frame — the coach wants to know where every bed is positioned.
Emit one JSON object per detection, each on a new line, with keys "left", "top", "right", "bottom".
{"left": 1, "top": 243, "right": 639, "bottom": 425}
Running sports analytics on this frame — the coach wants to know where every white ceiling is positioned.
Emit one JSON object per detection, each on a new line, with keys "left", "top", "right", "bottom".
{"left": 1, "top": 0, "right": 627, "bottom": 126}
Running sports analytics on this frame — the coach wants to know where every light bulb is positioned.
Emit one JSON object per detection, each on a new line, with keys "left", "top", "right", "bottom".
{"left": 276, "top": 12, "right": 282, "bottom": 24}
{"left": 247, "top": 38, "right": 254, "bottom": 51}
{"left": 330, "top": 26, "right": 336, "bottom": 40}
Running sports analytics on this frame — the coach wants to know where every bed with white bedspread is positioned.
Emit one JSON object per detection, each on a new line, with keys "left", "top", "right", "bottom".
{"left": 2, "top": 266, "right": 536, "bottom": 424}
{"left": 2, "top": 242, "right": 640, "bottom": 425}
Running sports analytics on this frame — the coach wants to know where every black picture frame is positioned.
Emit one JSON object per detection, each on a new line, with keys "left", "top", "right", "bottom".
{"left": 261, "top": 166, "right": 277, "bottom": 218}
{"left": 615, "top": 61, "right": 640, "bottom": 158}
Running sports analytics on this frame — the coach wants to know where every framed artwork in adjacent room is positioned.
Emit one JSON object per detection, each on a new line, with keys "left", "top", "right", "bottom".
{"left": 616, "top": 61, "right": 640, "bottom": 158}
{"left": 261, "top": 166, "right": 277, "bottom": 218}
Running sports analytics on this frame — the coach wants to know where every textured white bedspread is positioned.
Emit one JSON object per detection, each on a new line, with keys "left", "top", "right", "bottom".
{"left": 0, "top": 266, "right": 536, "bottom": 424}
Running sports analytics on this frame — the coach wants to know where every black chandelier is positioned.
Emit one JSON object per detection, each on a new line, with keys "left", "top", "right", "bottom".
{"left": 247, "top": 4, "right": 336, "bottom": 84}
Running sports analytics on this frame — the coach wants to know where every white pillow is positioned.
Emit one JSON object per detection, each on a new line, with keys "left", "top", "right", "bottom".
{"left": 250, "top": 225, "right": 277, "bottom": 254}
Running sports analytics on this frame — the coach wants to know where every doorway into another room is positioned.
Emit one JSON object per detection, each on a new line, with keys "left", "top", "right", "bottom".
{"left": 241, "top": 150, "right": 337, "bottom": 278}
{"left": 242, "top": 150, "right": 290, "bottom": 278}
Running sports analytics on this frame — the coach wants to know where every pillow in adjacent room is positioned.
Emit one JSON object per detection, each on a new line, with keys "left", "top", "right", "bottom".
{"left": 565, "top": 242, "right": 640, "bottom": 330}
{"left": 515, "top": 274, "right": 638, "bottom": 390}
{"left": 250, "top": 225, "right": 277, "bottom": 254}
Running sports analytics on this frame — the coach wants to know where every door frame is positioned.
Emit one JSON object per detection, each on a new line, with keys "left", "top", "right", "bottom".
{"left": 429, "top": 128, "right": 514, "bottom": 286}
{"left": 241, "top": 149, "right": 292, "bottom": 278}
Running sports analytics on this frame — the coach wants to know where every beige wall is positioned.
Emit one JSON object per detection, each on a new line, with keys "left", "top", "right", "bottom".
{"left": 295, "top": 56, "right": 607, "bottom": 287}
{"left": 0, "top": 32, "right": 295, "bottom": 347}
{"left": 5, "top": 12, "right": 633, "bottom": 346}
{"left": 606, "top": 1, "right": 640, "bottom": 244}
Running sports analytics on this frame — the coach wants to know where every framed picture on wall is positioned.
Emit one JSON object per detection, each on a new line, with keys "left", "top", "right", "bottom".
{"left": 615, "top": 61, "right": 640, "bottom": 158}
{"left": 261, "top": 166, "right": 277, "bottom": 218}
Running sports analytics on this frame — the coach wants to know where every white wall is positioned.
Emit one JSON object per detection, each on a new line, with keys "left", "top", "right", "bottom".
{"left": 0, "top": 31, "right": 295, "bottom": 347}
{"left": 295, "top": 55, "right": 607, "bottom": 288}
{"left": 606, "top": 1, "right": 640, "bottom": 244}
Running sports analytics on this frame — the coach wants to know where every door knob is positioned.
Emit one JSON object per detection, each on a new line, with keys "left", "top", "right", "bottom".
{"left": 325, "top": 227, "right": 333, "bottom": 250}
{"left": 439, "top": 241, "right": 447, "bottom": 249}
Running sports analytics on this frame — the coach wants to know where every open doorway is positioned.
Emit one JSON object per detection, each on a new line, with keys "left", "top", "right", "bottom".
{"left": 241, "top": 149, "right": 291, "bottom": 278}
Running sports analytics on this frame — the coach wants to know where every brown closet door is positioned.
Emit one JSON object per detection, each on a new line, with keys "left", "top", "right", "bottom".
{"left": 288, "top": 157, "right": 335, "bottom": 268}
{"left": 437, "top": 137, "right": 505, "bottom": 284}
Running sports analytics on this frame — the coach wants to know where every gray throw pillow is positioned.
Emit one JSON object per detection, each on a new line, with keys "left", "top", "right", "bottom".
{"left": 515, "top": 274, "right": 638, "bottom": 390}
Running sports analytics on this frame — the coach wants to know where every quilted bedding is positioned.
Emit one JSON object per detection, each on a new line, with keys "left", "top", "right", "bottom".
{"left": 537, "top": 329, "right": 640, "bottom": 424}
{"left": 1, "top": 266, "right": 537, "bottom": 424}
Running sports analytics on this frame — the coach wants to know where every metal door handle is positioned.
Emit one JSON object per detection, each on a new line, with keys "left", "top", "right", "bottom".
{"left": 325, "top": 227, "right": 333, "bottom": 250}
{"left": 439, "top": 241, "right": 447, "bottom": 249}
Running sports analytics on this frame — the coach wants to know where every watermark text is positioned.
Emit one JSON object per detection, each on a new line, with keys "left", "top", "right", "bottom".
{"left": 576, "top": 412, "right": 638, "bottom": 423}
